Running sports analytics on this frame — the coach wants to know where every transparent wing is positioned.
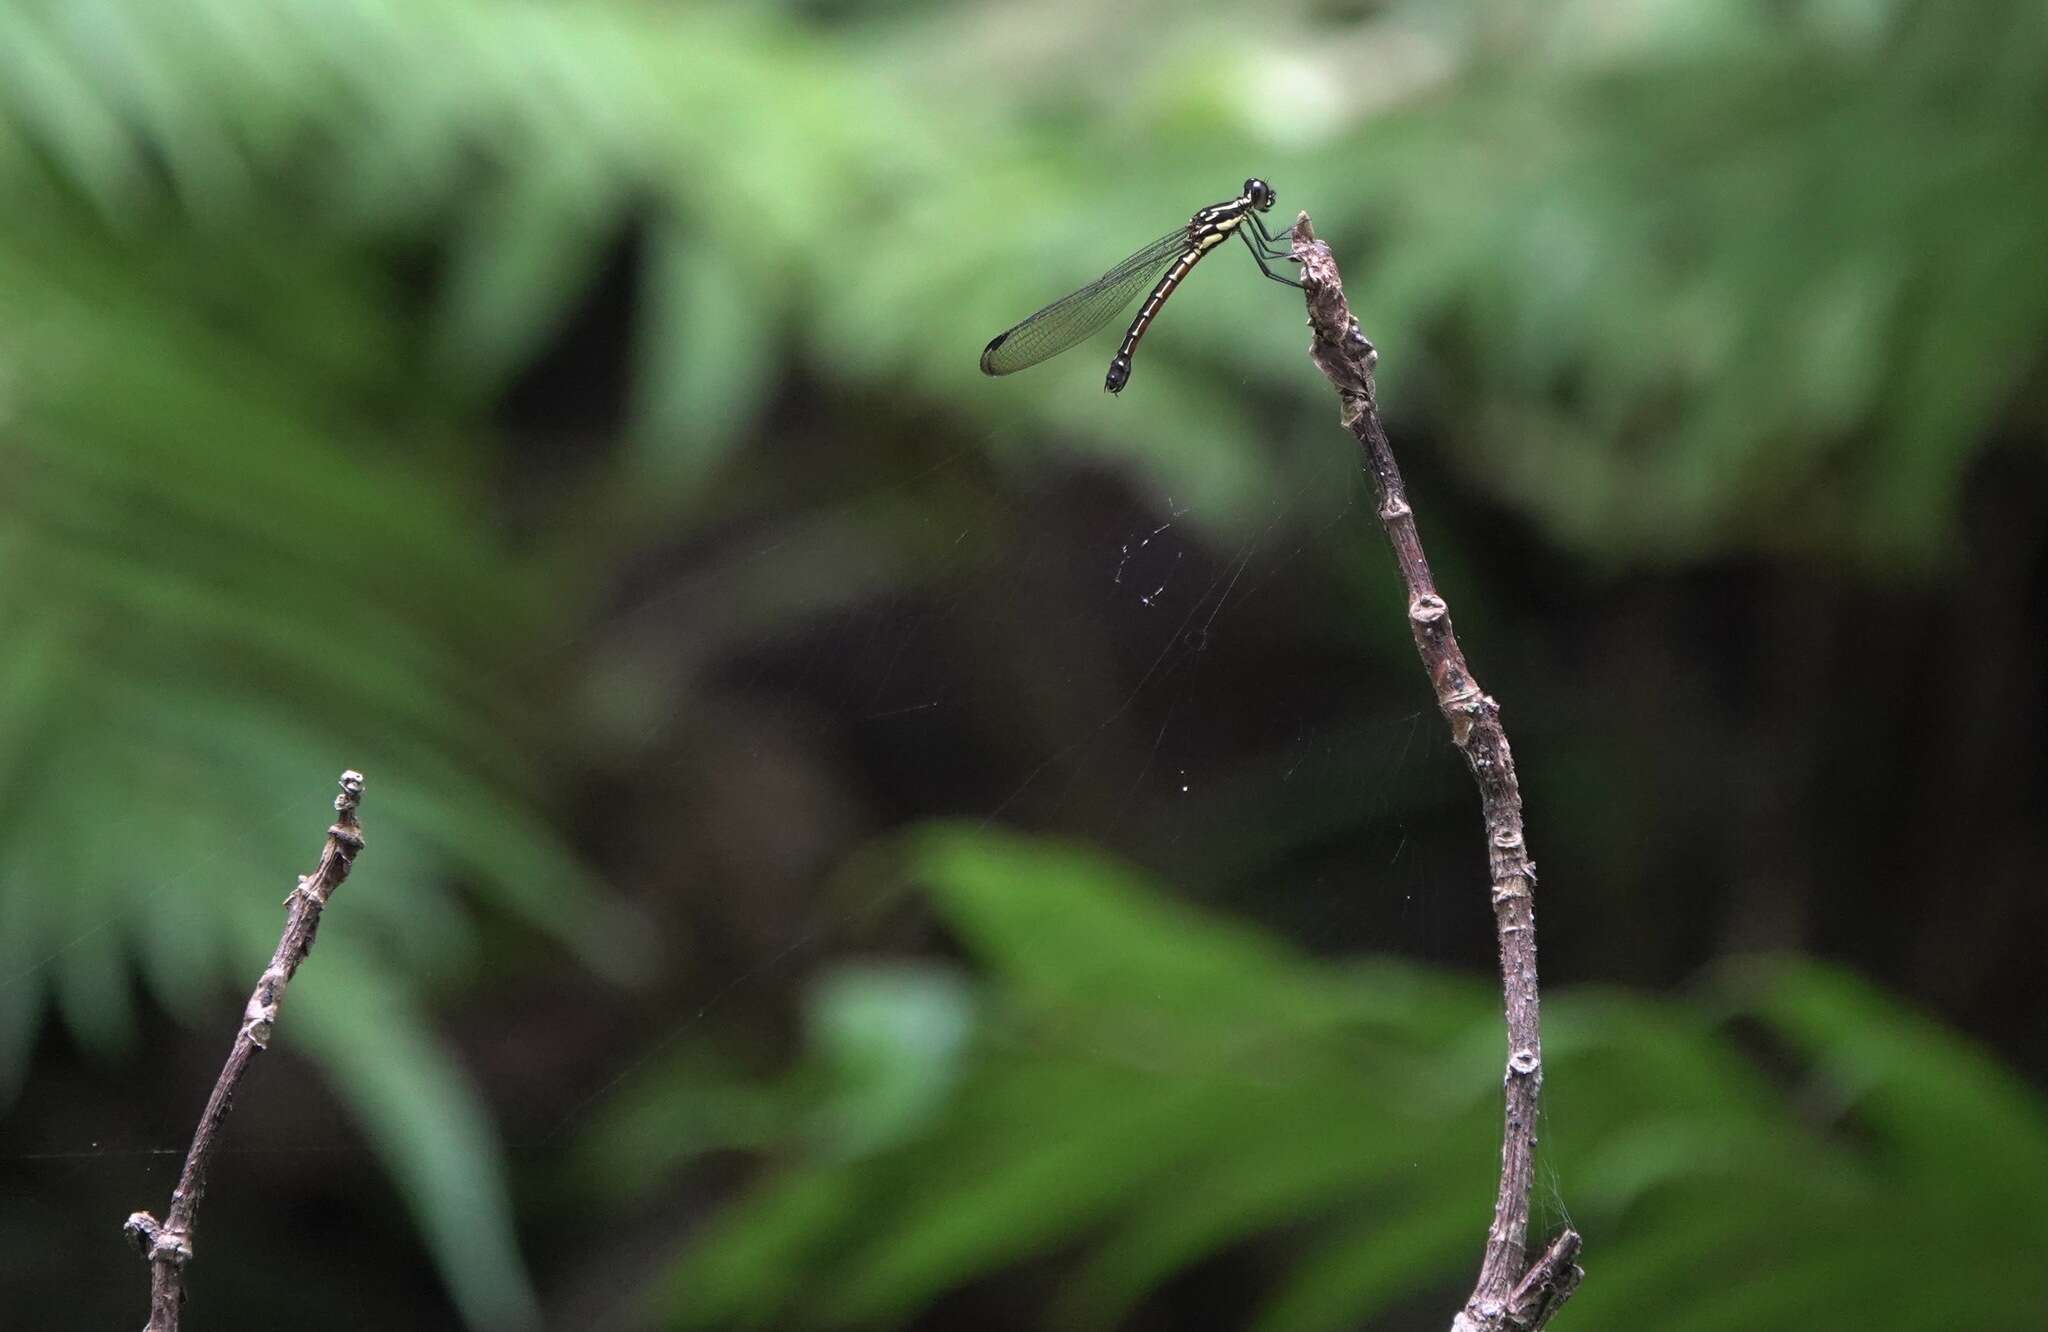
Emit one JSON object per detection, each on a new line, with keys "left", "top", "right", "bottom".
{"left": 979, "top": 229, "right": 1189, "bottom": 376}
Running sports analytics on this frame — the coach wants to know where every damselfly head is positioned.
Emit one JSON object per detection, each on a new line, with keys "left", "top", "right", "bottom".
{"left": 1244, "top": 178, "right": 1277, "bottom": 210}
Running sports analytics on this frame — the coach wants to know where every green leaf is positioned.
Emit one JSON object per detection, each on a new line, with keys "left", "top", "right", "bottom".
{"left": 1723, "top": 957, "right": 2048, "bottom": 1223}
{"left": 802, "top": 962, "right": 977, "bottom": 1161}
{"left": 630, "top": 220, "right": 775, "bottom": 491}
{"left": 903, "top": 822, "right": 1331, "bottom": 1019}
{"left": 435, "top": 155, "right": 621, "bottom": 394}
{"left": 294, "top": 948, "right": 539, "bottom": 1332}
{"left": 1254, "top": 1196, "right": 1480, "bottom": 1332}
{"left": 650, "top": 830, "right": 2048, "bottom": 1331}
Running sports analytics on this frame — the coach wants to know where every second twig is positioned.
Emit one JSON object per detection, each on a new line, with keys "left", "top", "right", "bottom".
{"left": 124, "top": 770, "right": 367, "bottom": 1332}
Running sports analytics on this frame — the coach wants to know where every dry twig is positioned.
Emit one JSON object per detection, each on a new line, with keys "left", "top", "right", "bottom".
{"left": 1287, "top": 216, "right": 1583, "bottom": 1331}
{"left": 124, "top": 770, "right": 367, "bottom": 1332}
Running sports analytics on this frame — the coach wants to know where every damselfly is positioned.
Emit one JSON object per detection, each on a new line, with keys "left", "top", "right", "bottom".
{"left": 980, "top": 178, "right": 1303, "bottom": 395}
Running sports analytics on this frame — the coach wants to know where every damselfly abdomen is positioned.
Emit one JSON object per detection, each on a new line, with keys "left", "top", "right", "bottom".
{"left": 979, "top": 178, "right": 1302, "bottom": 395}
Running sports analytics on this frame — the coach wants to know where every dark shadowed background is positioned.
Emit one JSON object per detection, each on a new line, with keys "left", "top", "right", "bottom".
{"left": 3, "top": 1, "right": 2045, "bottom": 1328}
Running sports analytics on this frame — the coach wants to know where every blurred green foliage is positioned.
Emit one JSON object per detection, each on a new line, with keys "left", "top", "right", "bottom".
{"left": 1, "top": 0, "right": 2044, "bottom": 1325}
{"left": 613, "top": 827, "right": 2048, "bottom": 1329}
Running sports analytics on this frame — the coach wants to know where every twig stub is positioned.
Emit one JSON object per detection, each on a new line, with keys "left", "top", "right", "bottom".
{"left": 125, "top": 770, "right": 366, "bottom": 1332}
{"left": 1288, "top": 214, "right": 1582, "bottom": 1330}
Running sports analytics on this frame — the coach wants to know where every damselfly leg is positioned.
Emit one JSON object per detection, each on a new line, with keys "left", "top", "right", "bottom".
{"left": 1239, "top": 229, "right": 1304, "bottom": 288}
